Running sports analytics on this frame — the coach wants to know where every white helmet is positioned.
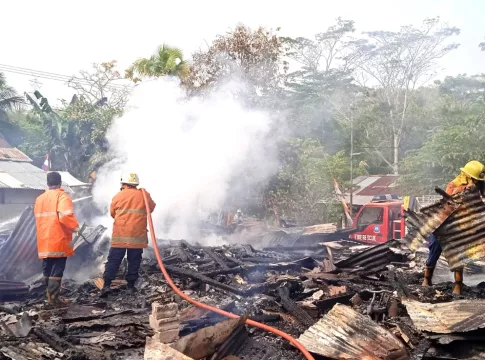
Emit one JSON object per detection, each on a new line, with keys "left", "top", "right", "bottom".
{"left": 121, "top": 172, "right": 139, "bottom": 186}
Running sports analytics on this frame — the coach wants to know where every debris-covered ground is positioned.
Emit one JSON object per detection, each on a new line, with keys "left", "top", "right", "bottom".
{"left": 3, "top": 231, "right": 485, "bottom": 360}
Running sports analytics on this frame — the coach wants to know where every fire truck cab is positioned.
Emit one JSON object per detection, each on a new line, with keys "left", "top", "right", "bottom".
{"left": 349, "top": 195, "right": 406, "bottom": 244}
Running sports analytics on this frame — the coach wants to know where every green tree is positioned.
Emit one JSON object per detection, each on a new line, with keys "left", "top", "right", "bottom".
{"left": 346, "top": 17, "right": 460, "bottom": 174}
{"left": 19, "top": 62, "right": 127, "bottom": 179}
{"left": 0, "top": 72, "right": 24, "bottom": 116}
{"left": 125, "top": 44, "right": 189, "bottom": 83}
{"left": 399, "top": 74, "right": 485, "bottom": 193}
{"left": 265, "top": 138, "right": 367, "bottom": 224}
{"left": 5, "top": 110, "right": 48, "bottom": 157}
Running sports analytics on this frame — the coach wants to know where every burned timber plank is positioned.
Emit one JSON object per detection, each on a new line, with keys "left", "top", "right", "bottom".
{"left": 277, "top": 287, "right": 315, "bottom": 328}
{"left": 165, "top": 265, "right": 267, "bottom": 296}
{"left": 204, "top": 248, "right": 230, "bottom": 270}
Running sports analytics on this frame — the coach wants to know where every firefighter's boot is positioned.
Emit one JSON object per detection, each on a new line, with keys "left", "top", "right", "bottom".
{"left": 452, "top": 269, "right": 464, "bottom": 296}
{"left": 47, "top": 277, "right": 70, "bottom": 305}
{"left": 99, "top": 279, "right": 112, "bottom": 298}
{"left": 126, "top": 281, "right": 137, "bottom": 295}
{"left": 422, "top": 266, "right": 435, "bottom": 286}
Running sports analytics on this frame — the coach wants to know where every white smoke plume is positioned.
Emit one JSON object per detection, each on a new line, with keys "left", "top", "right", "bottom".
{"left": 92, "top": 78, "right": 279, "bottom": 243}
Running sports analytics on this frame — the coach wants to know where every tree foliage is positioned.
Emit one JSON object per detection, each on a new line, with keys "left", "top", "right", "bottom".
{"left": 68, "top": 61, "right": 131, "bottom": 108}
{"left": 7, "top": 17, "right": 485, "bottom": 224}
{"left": 125, "top": 45, "right": 189, "bottom": 83}
{"left": 265, "top": 138, "right": 366, "bottom": 224}
{"left": 186, "top": 24, "right": 287, "bottom": 102}
{"left": 0, "top": 72, "right": 24, "bottom": 117}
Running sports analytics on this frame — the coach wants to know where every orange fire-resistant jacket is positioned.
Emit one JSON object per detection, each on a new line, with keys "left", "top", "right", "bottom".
{"left": 110, "top": 187, "right": 156, "bottom": 249}
{"left": 34, "top": 188, "right": 79, "bottom": 259}
{"left": 445, "top": 172, "right": 475, "bottom": 196}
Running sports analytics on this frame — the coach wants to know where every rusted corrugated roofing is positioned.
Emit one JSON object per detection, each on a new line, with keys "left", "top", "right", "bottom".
{"left": 404, "top": 299, "right": 485, "bottom": 334}
{"left": 435, "top": 189, "right": 485, "bottom": 270}
{"left": 404, "top": 197, "right": 460, "bottom": 251}
{"left": 405, "top": 188, "right": 485, "bottom": 270}
{"left": 0, "top": 147, "right": 32, "bottom": 162}
{"left": 298, "top": 304, "right": 408, "bottom": 359}
{"left": 345, "top": 175, "right": 401, "bottom": 206}
{"left": 357, "top": 175, "right": 401, "bottom": 196}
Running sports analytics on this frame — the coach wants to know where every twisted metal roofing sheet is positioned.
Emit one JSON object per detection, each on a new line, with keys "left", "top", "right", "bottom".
{"left": 334, "top": 240, "right": 408, "bottom": 275}
{"left": 435, "top": 189, "right": 485, "bottom": 270}
{"left": 404, "top": 196, "right": 460, "bottom": 251}
{"left": 0, "top": 148, "right": 32, "bottom": 162}
{"left": 405, "top": 188, "right": 485, "bottom": 270}
{"left": 298, "top": 304, "right": 409, "bottom": 360}
{"left": 404, "top": 299, "right": 485, "bottom": 333}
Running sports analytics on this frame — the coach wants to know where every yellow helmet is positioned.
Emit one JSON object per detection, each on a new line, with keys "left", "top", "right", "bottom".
{"left": 461, "top": 161, "right": 485, "bottom": 181}
{"left": 120, "top": 172, "right": 139, "bottom": 186}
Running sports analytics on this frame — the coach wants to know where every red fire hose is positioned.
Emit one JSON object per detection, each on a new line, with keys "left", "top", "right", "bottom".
{"left": 141, "top": 189, "right": 315, "bottom": 360}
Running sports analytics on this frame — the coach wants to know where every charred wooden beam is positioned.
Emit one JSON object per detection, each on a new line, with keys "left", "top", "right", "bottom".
{"left": 164, "top": 265, "right": 267, "bottom": 296}
{"left": 277, "top": 287, "right": 315, "bottom": 328}
{"left": 204, "top": 248, "right": 230, "bottom": 270}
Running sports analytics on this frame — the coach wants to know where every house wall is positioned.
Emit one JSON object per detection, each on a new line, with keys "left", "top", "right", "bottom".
{"left": 0, "top": 188, "right": 43, "bottom": 222}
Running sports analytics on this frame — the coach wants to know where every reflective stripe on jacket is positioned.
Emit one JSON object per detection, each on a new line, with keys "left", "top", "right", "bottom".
{"left": 445, "top": 172, "right": 474, "bottom": 195}
{"left": 34, "top": 188, "right": 79, "bottom": 259}
{"left": 110, "top": 187, "right": 156, "bottom": 248}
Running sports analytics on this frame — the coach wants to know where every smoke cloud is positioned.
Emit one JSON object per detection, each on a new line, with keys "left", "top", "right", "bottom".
{"left": 92, "top": 77, "right": 279, "bottom": 242}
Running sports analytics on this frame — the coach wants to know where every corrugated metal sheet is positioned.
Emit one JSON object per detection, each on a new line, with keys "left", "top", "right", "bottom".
{"left": 357, "top": 176, "right": 400, "bottom": 196}
{"left": 435, "top": 189, "right": 485, "bottom": 270}
{"left": 56, "top": 171, "right": 90, "bottom": 187}
{"left": 405, "top": 188, "right": 485, "bottom": 270}
{"left": 404, "top": 197, "right": 460, "bottom": 251}
{"left": 0, "top": 161, "right": 74, "bottom": 192}
{"left": 0, "top": 148, "right": 32, "bottom": 162}
{"left": 260, "top": 228, "right": 305, "bottom": 248}
{"left": 0, "top": 161, "right": 50, "bottom": 190}
{"left": 0, "top": 199, "right": 106, "bottom": 282}
{"left": 0, "top": 280, "right": 29, "bottom": 298}
{"left": 345, "top": 176, "right": 401, "bottom": 205}
{"left": 298, "top": 304, "right": 408, "bottom": 360}
{"left": 334, "top": 240, "right": 404, "bottom": 274}
{"left": 404, "top": 299, "right": 485, "bottom": 334}
{"left": 0, "top": 206, "right": 38, "bottom": 280}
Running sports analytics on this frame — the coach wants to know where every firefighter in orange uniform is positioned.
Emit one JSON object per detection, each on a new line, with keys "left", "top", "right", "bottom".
{"left": 34, "top": 172, "right": 80, "bottom": 304}
{"left": 100, "top": 172, "right": 156, "bottom": 297}
{"left": 422, "top": 160, "right": 485, "bottom": 295}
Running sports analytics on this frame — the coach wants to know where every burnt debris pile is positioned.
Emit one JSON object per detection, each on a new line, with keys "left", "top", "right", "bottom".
{"left": 3, "top": 233, "right": 485, "bottom": 360}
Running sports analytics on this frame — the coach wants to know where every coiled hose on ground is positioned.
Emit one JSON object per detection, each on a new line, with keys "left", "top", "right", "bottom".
{"left": 141, "top": 189, "right": 315, "bottom": 360}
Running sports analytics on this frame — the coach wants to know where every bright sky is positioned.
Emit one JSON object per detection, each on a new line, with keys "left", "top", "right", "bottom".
{"left": 2, "top": 0, "right": 485, "bottom": 104}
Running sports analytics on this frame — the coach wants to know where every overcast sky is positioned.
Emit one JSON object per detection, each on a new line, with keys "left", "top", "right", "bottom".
{"left": 2, "top": 0, "right": 484, "bottom": 104}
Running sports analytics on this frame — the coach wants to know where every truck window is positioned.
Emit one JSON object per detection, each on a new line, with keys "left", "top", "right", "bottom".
{"left": 357, "top": 207, "right": 384, "bottom": 227}
{"left": 389, "top": 206, "right": 401, "bottom": 221}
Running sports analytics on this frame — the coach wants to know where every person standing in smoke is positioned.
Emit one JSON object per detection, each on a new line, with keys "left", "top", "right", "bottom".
{"left": 34, "top": 172, "right": 80, "bottom": 305}
{"left": 100, "top": 172, "right": 156, "bottom": 297}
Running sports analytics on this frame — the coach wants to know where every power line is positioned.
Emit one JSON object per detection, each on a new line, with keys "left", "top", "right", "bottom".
{"left": 0, "top": 63, "right": 132, "bottom": 90}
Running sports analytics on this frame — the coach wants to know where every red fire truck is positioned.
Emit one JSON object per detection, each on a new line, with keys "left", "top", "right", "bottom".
{"left": 349, "top": 195, "right": 410, "bottom": 244}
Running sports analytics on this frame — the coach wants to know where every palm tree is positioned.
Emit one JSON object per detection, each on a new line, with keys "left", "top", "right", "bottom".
{"left": 0, "top": 72, "right": 24, "bottom": 115}
{"left": 125, "top": 44, "right": 189, "bottom": 82}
